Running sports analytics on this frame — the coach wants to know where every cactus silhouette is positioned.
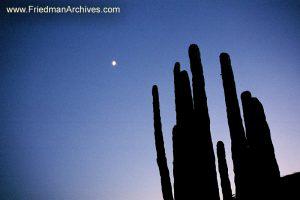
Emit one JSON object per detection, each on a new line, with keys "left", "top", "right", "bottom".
{"left": 219, "top": 53, "right": 252, "bottom": 200}
{"left": 241, "top": 91, "right": 280, "bottom": 180}
{"left": 217, "top": 141, "right": 233, "bottom": 200}
{"left": 152, "top": 85, "right": 174, "bottom": 200}
{"left": 172, "top": 45, "right": 220, "bottom": 200}
{"left": 240, "top": 91, "right": 280, "bottom": 199}
{"left": 151, "top": 44, "right": 299, "bottom": 200}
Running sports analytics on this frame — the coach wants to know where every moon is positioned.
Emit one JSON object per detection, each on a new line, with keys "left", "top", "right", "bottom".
{"left": 112, "top": 60, "right": 117, "bottom": 67}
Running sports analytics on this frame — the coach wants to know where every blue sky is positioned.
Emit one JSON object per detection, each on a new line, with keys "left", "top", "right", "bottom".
{"left": 1, "top": 0, "right": 300, "bottom": 199}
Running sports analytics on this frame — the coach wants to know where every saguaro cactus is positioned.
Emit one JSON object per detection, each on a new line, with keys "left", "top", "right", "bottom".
{"left": 172, "top": 64, "right": 195, "bottom": 200}
{"left": 151, "top": 45, "right": 289, "bottom": 200}
{"left": 241, "top": 91, "right": 280, "bottom": 179}
{"left": 152, "top": 85, "right": 174, "bottom": 200}
{"left": 173, "top": 45, "right": 219, "bottom": 200}
{"left": 220, "top": 53, "right": 252, "bottom": 200}
{"left": 241, "top": 91, "right": 280, "bottom": 199}
{"left": 217, "top": 141, "right": 233, "bottom": 200}
{"left": 153, "top": 44, "right": 220, "bottom": 200}
{"left": 187, "top": 45, "right": 220, "bottom": 200}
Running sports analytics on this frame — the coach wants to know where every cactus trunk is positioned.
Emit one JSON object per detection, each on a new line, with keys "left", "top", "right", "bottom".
{"left": 152, "top": 85, "right": 174, "bottom": 200}
{"left": 220, "top": 53, "right": 251, "bottom": 200}
{"left": 217, "top": 141, "right": 233, "bottom": 200}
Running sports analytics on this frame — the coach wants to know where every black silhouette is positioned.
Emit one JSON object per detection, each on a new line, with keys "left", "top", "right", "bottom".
{"left": 217, "top": 141, "right": 233, "bottom": 200}
{"left": 151, "top": 44, "right": 299, "bottom": 200}
{"left": 280, "top": 172, "right": 300, "bottom": 200}
{"left": 220, "top": 53, "right": 252, "bottom": 200}
{"left": 241, "top": 91, "right": 280, "bottom": 199}
{"left": 171, "top": 45, "right": 220, "bottom": 200}
{"left": 220, "top": 54, "right": 281, "bottom": 200}
{"left": 152, "top": 85, "right": 174, "bottom": 200}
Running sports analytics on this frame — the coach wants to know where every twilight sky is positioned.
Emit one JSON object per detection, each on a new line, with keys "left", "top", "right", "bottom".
{"left": 1, "top": 0, "right": 300, "bottom": 199}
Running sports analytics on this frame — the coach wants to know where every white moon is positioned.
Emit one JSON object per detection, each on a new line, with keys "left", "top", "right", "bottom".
{"left": 112, "top": 60, "right": 117, "bottom": 67}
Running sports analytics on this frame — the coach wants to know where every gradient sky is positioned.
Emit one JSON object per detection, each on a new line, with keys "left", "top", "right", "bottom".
{"left": 1, "top": 0, "right": 300, "bottom": 199}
